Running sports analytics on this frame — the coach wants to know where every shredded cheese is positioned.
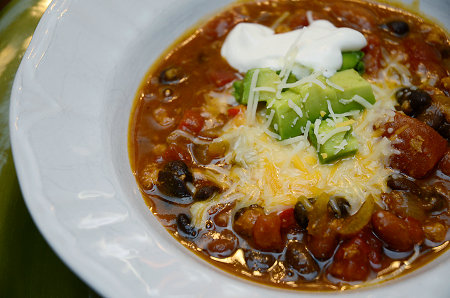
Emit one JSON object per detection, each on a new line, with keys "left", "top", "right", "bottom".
{"left": 326, "top": 78, "right": 344, "bottom": 91}
{"left": 288, "top": 99, "right": 303, "bottom": 118}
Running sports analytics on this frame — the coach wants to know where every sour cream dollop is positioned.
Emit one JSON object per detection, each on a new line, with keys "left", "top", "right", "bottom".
{"left": 221, "top": 20, "right": 367, "bottom": 77}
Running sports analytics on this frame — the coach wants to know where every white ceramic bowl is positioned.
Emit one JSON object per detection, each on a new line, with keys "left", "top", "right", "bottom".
{"left": 9, "top": 0, "right": 450, "bottom": 297}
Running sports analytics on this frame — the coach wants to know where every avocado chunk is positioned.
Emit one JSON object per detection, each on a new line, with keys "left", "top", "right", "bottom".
{"left": 340, "top": 51, "right": 365, "bottom": 74}
{"left": 268, "top": 91, "right": 308, "bottom": 140}
{"left": 240, "top": 68, "right": 280, "bottom": 104}
{"left": 290, "top": 76, "right": 336, "bottom": 121}
{"left": 327, "top": 69, "right": 375, "bottom": 114}
{"left": 309, "top": 117, "right": 359, "bottom": 164}
{"left": 232, "top": 80, "right": 244, "bottom": 103}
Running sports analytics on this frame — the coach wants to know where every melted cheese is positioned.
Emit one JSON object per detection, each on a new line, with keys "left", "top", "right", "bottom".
{"left": 191, "top": 97, "right": 396, "bottom": 228}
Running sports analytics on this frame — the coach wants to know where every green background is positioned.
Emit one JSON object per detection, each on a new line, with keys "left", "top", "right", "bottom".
{"left": 0, "top": 0, "right": 98, "bottom": 296}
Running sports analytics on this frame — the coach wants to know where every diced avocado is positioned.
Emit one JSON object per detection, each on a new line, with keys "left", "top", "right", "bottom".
{"left": 241, "top": 68, "right": 280, "bottom": 104}
{"left": 340, "top": 51, "right": 365, "bottom": 74}
{"left": 290, "top": 76, "right": 336, "bottom": 121}
{"left": 232, "top": 80, "right": 244, "bottom": 103}
{"left": 327, "top": 69, "right": 375, "bottom": 114}
{"left": 268, "top": 91, "right": 308, "bottom": 140}
{"left": 309, "top": 117, "right": 359, "bottom": 164}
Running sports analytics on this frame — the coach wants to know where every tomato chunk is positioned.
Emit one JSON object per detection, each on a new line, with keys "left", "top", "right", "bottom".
{"left": 178, "top": 110, "right": 205, "bottom": 135}
{"left": 253, "top": 213, "right": 283, "bottom": 251}
{"left": 207, "top": 69, "right": 236, "bottom": 87}
{"left": 329, "top": 237, "right": 371, "bottom": 281}
{"left": 227, "top": 106, "right": 243, "bottom": 117}
{"left": 279, "top": 208, "right": 297, "bottom": 229}
{"left": 162, "top": 145, "right": 191, "bottom": 163}
{"left": 382, "top": 112, "right": 447, "bottom": 178}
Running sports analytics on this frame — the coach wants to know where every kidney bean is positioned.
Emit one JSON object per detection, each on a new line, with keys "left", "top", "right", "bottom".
{"left": 307, "top": 225, "right": 339, "bottom": 260}
{"left": 382, "top": 112, "right": 447, "bottom": 178}
{"left": 372, "top": 211, "right": 413, "bottom": 251}
{"left": 329, "top": 237, "right": 371, "bottom": 281}
{"left": 206, "top": 229, "right": 239, "bottom": 258}
{"left": 244, "top": 250, "right": 276, "bottom": 272}
{"left": 285, "top": 242, "right": 319, "bottom": 279}
{"left": 253, "top": 213, "right": 283, "bottom": 251}
{"left": 233, "top": 205, "right": 264, "bottom": 239}
{"left": 356, "top": 228, "right": 383, "bottom": 270}
{"left": 404, "top": 217, "right": 425, "bottom": 245}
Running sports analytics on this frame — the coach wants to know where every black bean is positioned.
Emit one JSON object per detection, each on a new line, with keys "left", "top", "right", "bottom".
{"left": 159, "top": 66, "right": 187, "bottom": 85}
{"left": 387, "top": 175, "right": 421, "bottom": 196}
{"left": 157, "top": 170, "right": 191, "bottom": 198}
{"left": 409, "top": 90, "right": 432, "bottom": 113}
{"left": 193, "top": 185, "right": 221, "bottom": 201}
{"left": 294, "top": 202, "right": 309, "bottom": 229}
{"left": 244, "top": 249, "right": 276, "bottom": 272}
{"left": 395, "top": 88, "right": 431, "bottom": 116}
{"left": 386, "top": 20, "right": 409, "bottom": 36}
{"left": 328, "top": 197, "right": 350, "bottom": 218}
{"left": 285, "top": 241, "right": 319, "bottom": 279}
{"left": 438, "top": 122, "right": 450, "bottom": 140}
{"left": 176, "top": 213, "right": 197, "bottom": 238}
{"left": 163, "top": 160, "right": 193, "bottom": 183}
{"left": 416, "top": 105, "right": 445, "bottom": 130}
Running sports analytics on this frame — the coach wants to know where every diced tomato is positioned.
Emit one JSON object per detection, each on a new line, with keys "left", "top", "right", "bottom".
{"left": 178, "top": 110, "right": 205, "bottom": 135}
{"left": 279, "top": 208, "right": 297, "bottom": 229}
{"left": 253, "top": 213, "right": 283, "bottom": 251}
{"left": 207, "top": 69, "right": 236, "bottom": 87}
{"left": 162, "top": 145, "right": 191, "bottom": 163}
{"left": 329, "top": 237, "right": 371, "bottom": 281}
{"left": 382, "top": 112, "right": 447, "bottom": 178}
{"left": 227, "top": 106, "right": 243, "bottom": 117}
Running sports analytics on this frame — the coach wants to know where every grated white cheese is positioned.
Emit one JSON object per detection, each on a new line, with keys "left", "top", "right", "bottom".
{"left": 340, "top": 94, "right": 373, "bottom": 109}
{"left": 288, "top": 99, "right": 303, "bottom": 118}
{"left": 318, "top": 126, "right": 351, "bottom": 145}
{"left": 246, "top": 69, "right": 260, "bottom": 124}
{"left": 326, "top": 78, "right": 344, "bottom": 91}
